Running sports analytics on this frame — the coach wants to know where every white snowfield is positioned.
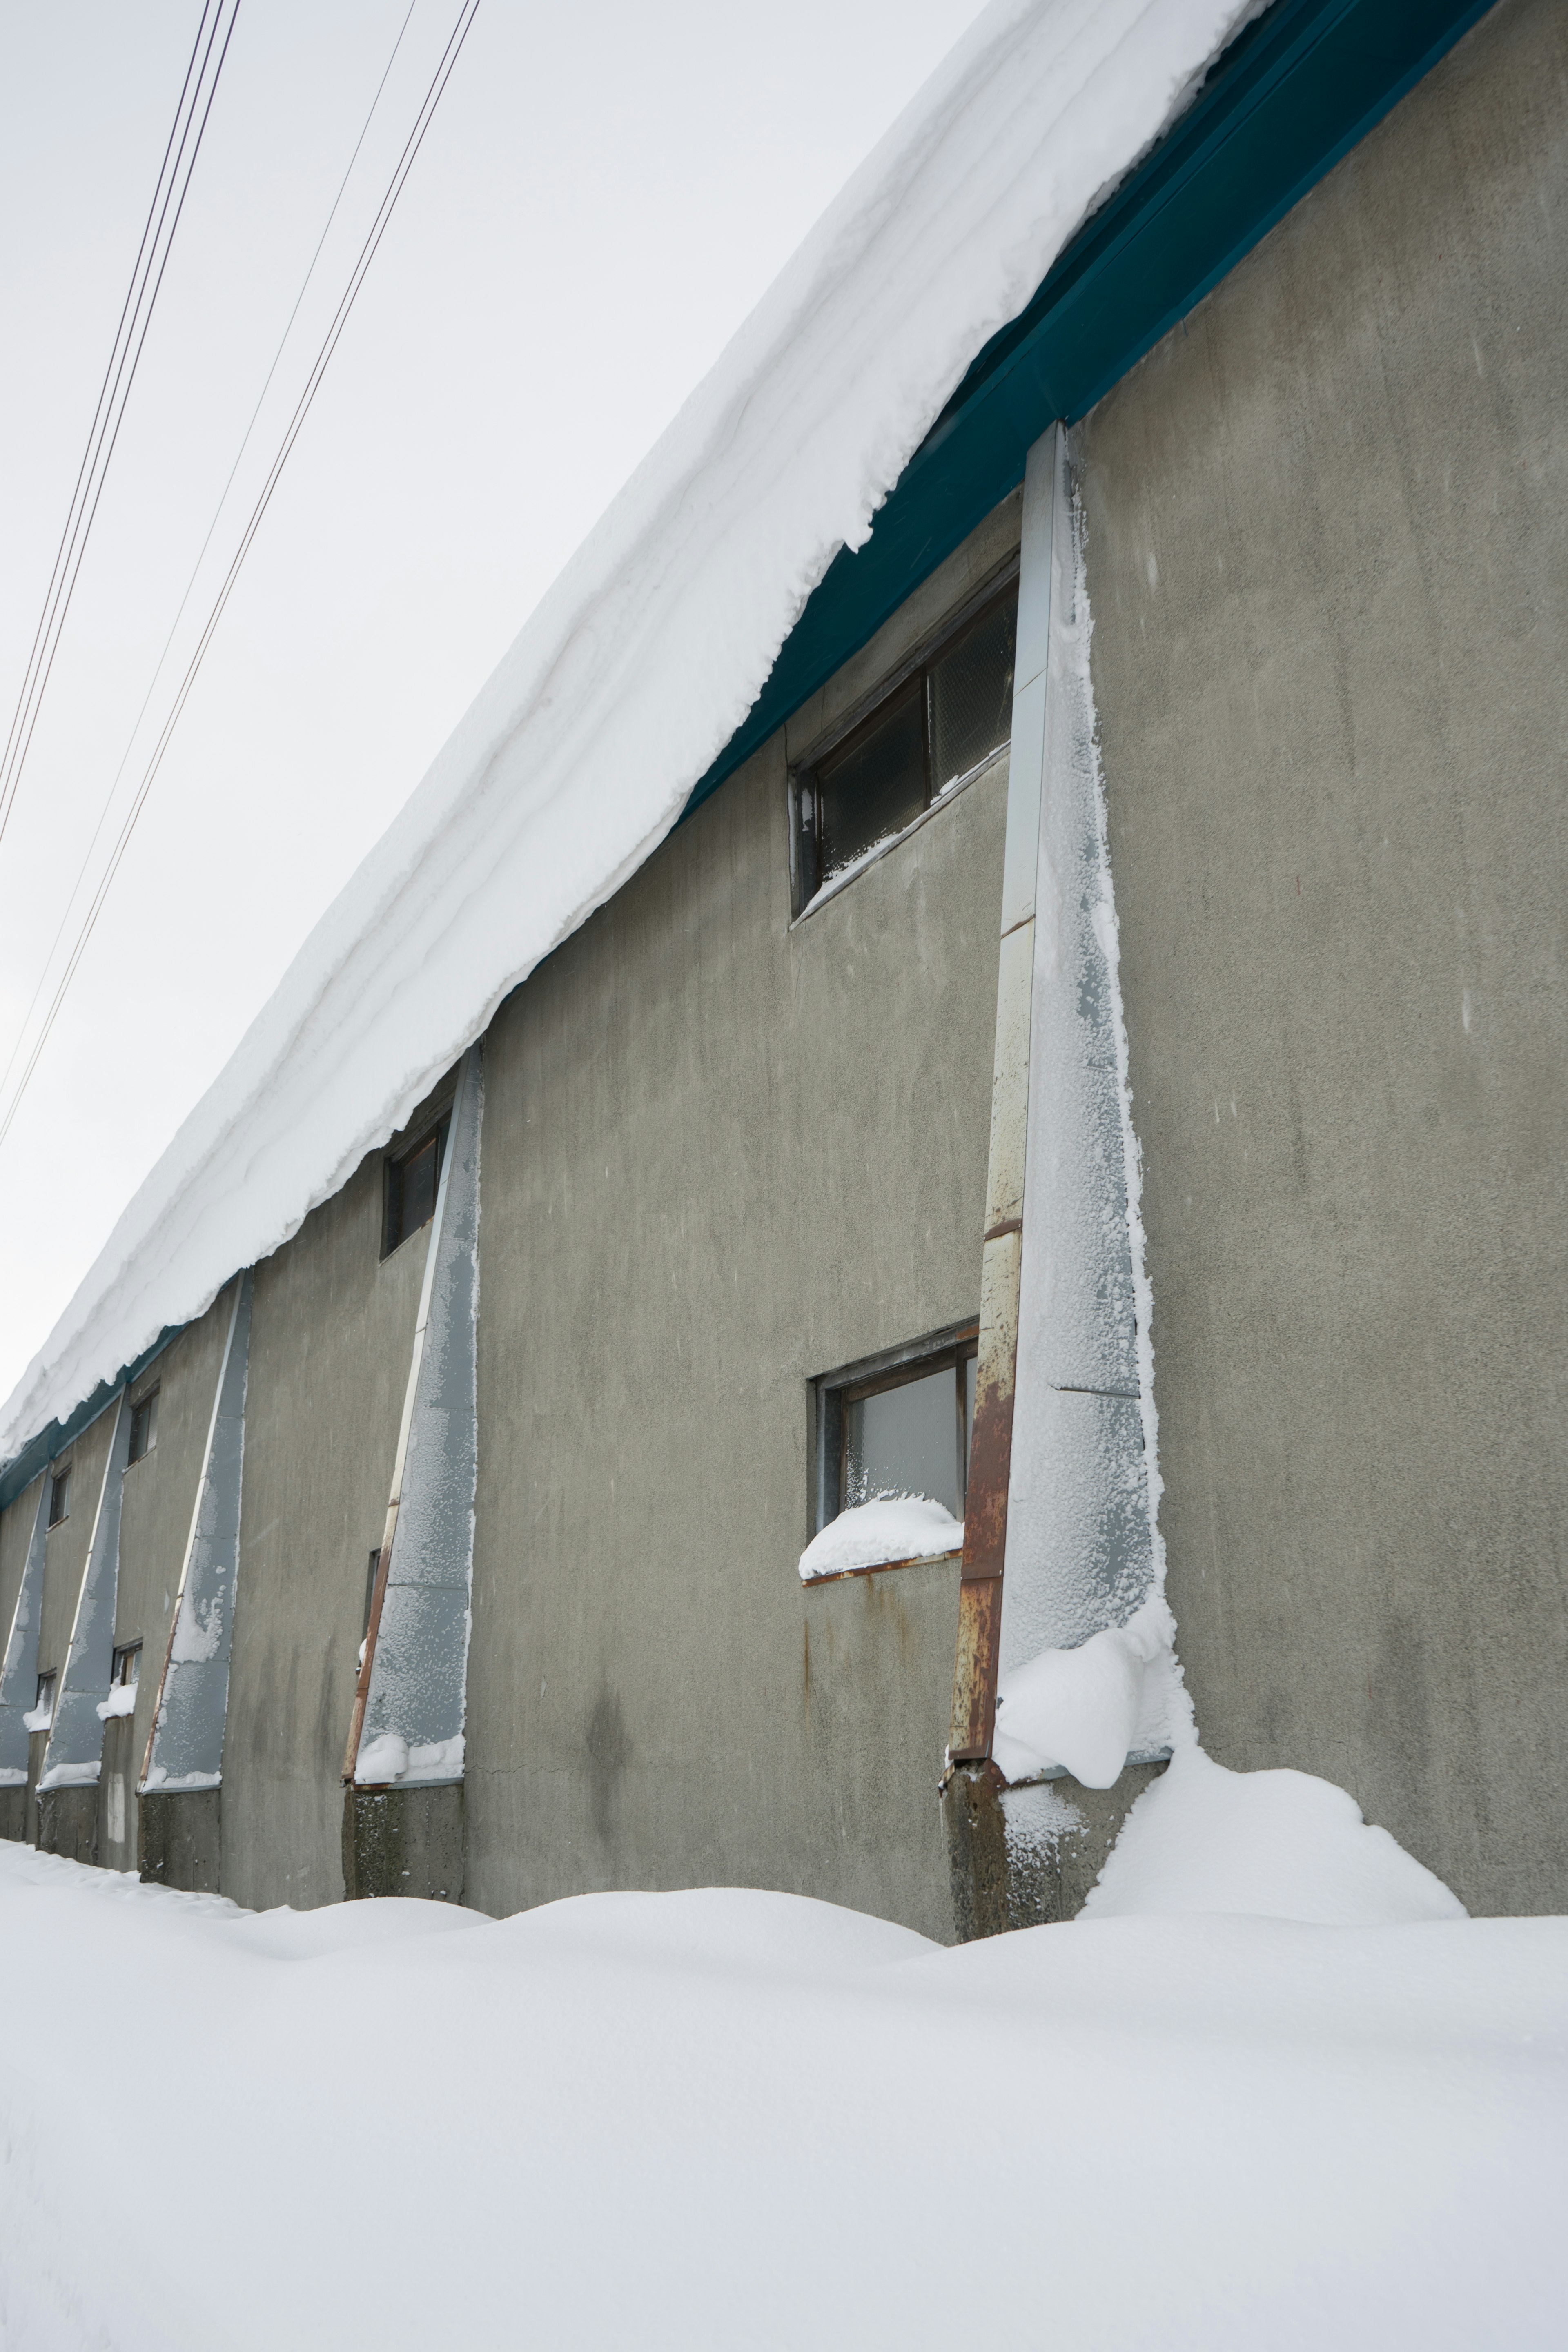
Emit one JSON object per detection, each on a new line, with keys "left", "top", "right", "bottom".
{"left": 0, "top": 0, "right": 1263, "bottom": 1466}
{"left": 1, "top": 1796, "right": 1562, "bottom": 2352}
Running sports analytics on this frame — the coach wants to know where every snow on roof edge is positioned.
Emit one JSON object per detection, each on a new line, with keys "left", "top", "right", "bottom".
{"left": 0, "top": 0, "right": 1258, "bottom": 1473}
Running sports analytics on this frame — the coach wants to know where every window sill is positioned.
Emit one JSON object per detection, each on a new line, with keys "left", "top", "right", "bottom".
{"left": 801, "top": 1546, "right": 962, "bottom": 1590}
{"left": 790, "top": 744, "right": 1007, "bottom": 928}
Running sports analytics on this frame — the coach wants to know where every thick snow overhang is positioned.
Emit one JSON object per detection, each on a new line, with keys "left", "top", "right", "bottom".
{"left": 0, "top": 0, "right": 1495, "bottom": 1512}
{"left": 682, "top": 0, "right": 1494, "bottom": 826}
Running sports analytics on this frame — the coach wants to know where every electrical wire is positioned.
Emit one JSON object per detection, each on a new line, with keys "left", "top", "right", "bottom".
{"left": 0, "top": 0, "right": 484, "bottom": 1156}
{"left": 0, "top": 0, "right": 420, "bottom": 1112}
{"left": 0, "top": 0, "right": 243, "bottom": 855}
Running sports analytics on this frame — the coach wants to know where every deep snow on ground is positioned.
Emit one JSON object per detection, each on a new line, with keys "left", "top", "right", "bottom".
{"left": 0, "top": 1842, "right": 1562, "bottom": 2350}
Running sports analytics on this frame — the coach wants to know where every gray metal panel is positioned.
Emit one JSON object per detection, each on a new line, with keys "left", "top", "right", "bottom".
{"left": 140, "top": 1274, "right": 252, "bottom": 1793}
{"left": 356, "top": 1046, "right": 481, "bottom": 1780}
{"left": 37, "top": 1392, "right": 132, "bottom": 1790}
{"left": 0, "top": 1481, "right": 49, "bottom": 1784}
{"left": 1001, "top": 427, "right": 1152, "bottom": 1680}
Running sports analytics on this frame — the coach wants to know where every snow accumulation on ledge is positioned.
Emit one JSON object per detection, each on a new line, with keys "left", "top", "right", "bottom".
{"left": 1, "top": 0, "right": 1262, "bottom": 1467}
{"left": 797, "top": 1496, "right": 963, "bottom": 1581}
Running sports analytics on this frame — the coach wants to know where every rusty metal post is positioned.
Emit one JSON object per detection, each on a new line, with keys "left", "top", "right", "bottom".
{"left": 948, "top": 421, "right": 1061, "bottom": 1775}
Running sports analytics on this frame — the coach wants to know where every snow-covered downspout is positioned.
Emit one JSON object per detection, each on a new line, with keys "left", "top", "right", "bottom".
{"left": 0, "top": 1478, "right": 50, "bottom": 1786}
{"left": 37, "top": 1391, "right": 132, "bottom": 1793}
{"left": 139, "top": 1272, "right": 252, "bottom": 1795}
{"left": 346, "top": 1044, "right": 481, "bottom": 1790}
{"left": 989, "top": 430, "right": 1182, "bottom": 1791}
{"left": 950, "top": 422, "right": 1181, "bottom": 1798}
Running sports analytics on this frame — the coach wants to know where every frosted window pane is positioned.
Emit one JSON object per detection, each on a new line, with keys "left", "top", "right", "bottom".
{"left": 929, "top": 594, "right": 1016, "bottom": 794}
{"left": 845, "top": 1369, "right": 960, "bottom": 1517}
{"left": 817, "top": 686, "right": 924, "bottom": 880}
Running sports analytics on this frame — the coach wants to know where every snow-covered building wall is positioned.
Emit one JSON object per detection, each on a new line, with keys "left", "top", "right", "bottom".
{"left": 0, "top": 0, "right": 1561, "bottom": 1933}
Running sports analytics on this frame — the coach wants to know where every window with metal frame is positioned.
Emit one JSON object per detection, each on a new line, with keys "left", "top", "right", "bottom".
{"left": 791, "top": 577, "right": 1018, "bottom": 913}
{"left": 110, "top": 1642, "right": 142, "bottom": 1690}
{"left": 47, "top": 1468, "right": 70, "bottom": 1527}
{"left": 127, "top": 1388, "right": 159, "bottom": 1466}
{"left": 32, "top": 1670, "right": 56, "bottom": 1728}
{"left": 382, "top": 1114, "right": 449, "bottom": 1258}
{"left": 812, "top": 1324, "right": 979, "bottom": 1543}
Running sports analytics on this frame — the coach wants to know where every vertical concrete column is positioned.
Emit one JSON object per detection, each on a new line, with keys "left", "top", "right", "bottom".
{"left": 36, "top": 1392, "right": 133, "bottom": 1860}
{"left": 947, "top": 423, "right": 1061, "bottom": 1772}
{"left": 0, "top": 1480, "right": 49, "bottom": 1835}
{"left": 342, "top": 1044, "right": 481, "bottom": 1902}
{"left": 137, "top": 1272, "right": 253, "bottom": 1891}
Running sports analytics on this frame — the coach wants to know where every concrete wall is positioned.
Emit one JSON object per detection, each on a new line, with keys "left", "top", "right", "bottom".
{"left": 0, "top": 1468, "right": 44, "bottom": 1842}
{"left": 1078, "top": 0, "right": 1567, "bottom": 1913}
{"left": 463, "top": 495, "right": 1019, "bottom": 1938}
{"left": 217, "top": 1089, "right": 443, "bottom": 1911}
{"left": 101, "top": 1294, "right": 234, "bottom": 1871}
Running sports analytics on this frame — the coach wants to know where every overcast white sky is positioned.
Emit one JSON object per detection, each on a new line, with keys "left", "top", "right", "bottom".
{"left": 0, "top": 0, "right": 987, "bottom": 1411}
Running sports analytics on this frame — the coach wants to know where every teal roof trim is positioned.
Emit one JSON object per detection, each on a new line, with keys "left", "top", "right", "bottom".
{"left": 0, "top": 1327, "right": 179, "bottom": 1517}
{"left": 682, "top": 0, "right": 1492, "bottom": 820}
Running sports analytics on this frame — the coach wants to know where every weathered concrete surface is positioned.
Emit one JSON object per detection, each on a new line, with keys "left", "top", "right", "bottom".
{"left": 343, "top": 1784, "right": 464, "bottom": 1903}
{"left": 140, "top": 1788, "right": 221, "bottom": 1893}
{"left": 944, "top": 1762, "right": 1165, "bottom": 1938}
{"left": 218, "top": 1092, "right": 443, "bottom": 1912}
{"left": 463, "top": 502, "right": 1019, "bottom": 1940}
{"left": 1078, "top": 0, "right": 1568, "bottom": 1914}
{"left": 110, "top": 1296, "right": 234, "bottom": 1873}
{"left": 0, "top": 1469, "right": 44, "bottom": 1846}
{"left": 27, "top": 1402, "right": 116, "bottom": 1860}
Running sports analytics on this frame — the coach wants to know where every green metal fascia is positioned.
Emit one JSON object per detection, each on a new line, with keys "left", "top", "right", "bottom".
{"left": 681, "top": 0, "right": 1494, "bottom": 822}
{"left": 0, "top": 1327, "right": 180, "bottom": 1518}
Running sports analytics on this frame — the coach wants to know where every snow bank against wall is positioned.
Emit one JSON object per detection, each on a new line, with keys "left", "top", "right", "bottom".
{"left": 0, "top": 1842, "right": 1561, "bottom": 2350}
{"left": 1, "top": 0, "right": 1262, "bottom": 1466}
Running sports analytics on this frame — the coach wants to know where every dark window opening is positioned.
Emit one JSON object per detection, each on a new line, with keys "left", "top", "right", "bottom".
{"left": 793, "top": 579, "right": 1017, "bottom": 912}
{"left": 47, "top": 1469, "right": 70, "bottom": 1527}
{"left": 363, "top": 1548, "right": 382, "bottom": 1637}
{"left": 127, "top": 1388, "right": 159, "bottom": 1466}
{"left": 813, "top": 1325, "right": 979, "bottom": 1541}
{"left": 382, "top": 1115, "right": 449, "bottom": 1258}
{"left": 33, "top": 1670, "right": 56, "bottom": 1726}
{"left": 111, "top": 1642, "right": 142, "bottom": 1688}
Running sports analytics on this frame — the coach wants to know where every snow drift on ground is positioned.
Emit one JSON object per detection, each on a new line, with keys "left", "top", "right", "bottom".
{"left": 0, "top": 0, "right": 1265, "bottom": 1467}
{"left": 1086, "top": 1743, "right": 1467, "bottom": 1924}
{"left": 0, "top": 1844, "right": 1561, "bottom": 2352}
{"left": 798, "top": 1494, "right": 962, "bottom": 1580}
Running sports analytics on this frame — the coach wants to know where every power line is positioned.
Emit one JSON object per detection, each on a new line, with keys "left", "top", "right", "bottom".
{"left": 0, "top": 0, "right": 421, "bottom": 1114}
{"left": 0, "top": 0, "right": 243, "bottom": 856}
{"left": 0, "top": 0, "right": 484, "bottom": 1157}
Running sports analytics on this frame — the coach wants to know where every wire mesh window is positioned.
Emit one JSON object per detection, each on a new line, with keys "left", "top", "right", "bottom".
{"left": 382, "top": 1115, "right": 449, "bottom": 1258}
{"left": 47, "top": 1469, "right": 70, "bottom": 1527}
{"left": 793, "top": 579, "right": 1017, "bottom": 912}
{"left": 127, "top": 1388, "right": 158, "bottom": 1466}
{"left": 813, "top": 1326, "right": 978, "bottom": 1538}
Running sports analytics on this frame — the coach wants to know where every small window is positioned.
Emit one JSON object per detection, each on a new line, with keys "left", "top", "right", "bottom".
{"left": 382, "top": 1117, "right": 449, "bottom": 1257}
{"left": 363, "top": 1548, "right": 382, "bottom": 1636}
{"left": 793, "top": 581, "right": 1017, "bottom": 912}
{"left": 111, "top": 1642, "right": 142, "bottom": 1688}
{"left": 33, "top": 1670, "right": 56, "bottom": 1727}
{"left": 127, "top": 1388, "right": 159, "bottom": 1466}
{"left": 47, "top": 1469, "right": 70, "bottom": 1527}
{"left": 813, "top": 1326, "right": 978, "bottom": 1538}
